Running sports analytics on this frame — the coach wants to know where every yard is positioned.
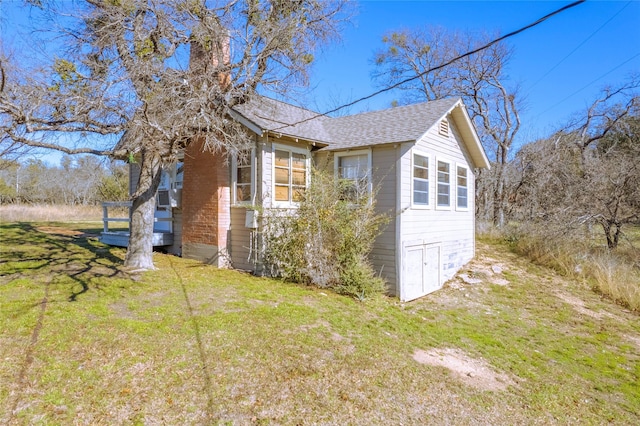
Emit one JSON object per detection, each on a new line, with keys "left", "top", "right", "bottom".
{"left": 1, "top": 222, "right": 639, "bottom": 424}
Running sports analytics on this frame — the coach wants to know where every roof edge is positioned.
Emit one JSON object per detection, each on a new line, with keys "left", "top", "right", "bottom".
{"left": 449, "top": 101, "right": 491, "bottom": 169}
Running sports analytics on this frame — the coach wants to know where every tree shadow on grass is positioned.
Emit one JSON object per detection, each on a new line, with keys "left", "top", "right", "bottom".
{"left": 0, "top": 222, "right": 133, "bottom": 302}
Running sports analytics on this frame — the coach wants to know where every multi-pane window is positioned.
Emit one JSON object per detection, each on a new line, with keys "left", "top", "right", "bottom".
{"left": 457, "top": 166, "right": 468, "bottom": 209}
{"left": 235, "top": 151, "right": 252, "bottom": 203}
{"left": 337, "top": 152, "right": 370, "bottom": 202}
{"left": 274, "top": 148, "right": 307, "bottom": 203}
{"left": 437, "top": 160, "right": 451, "bottom": 207}
{"left": 413, "top": 153, "right": 429, "bottom": 206}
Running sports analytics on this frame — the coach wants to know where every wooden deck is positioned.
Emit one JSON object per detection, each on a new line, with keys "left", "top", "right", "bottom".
{"left": 100, "top": 231, "right": 174, "bottom": 247}
{"left": 99, "top": 201, "right": 174, "bottom": 248}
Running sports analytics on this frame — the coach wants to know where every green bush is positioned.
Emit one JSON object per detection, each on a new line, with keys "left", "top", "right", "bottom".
{"left": 262, "top": 168, "right": 389, "bottom": 300}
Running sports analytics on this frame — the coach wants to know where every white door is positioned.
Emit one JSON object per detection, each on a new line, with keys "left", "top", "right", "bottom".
{"left": 402, "top": 244, "right": 441, "bottom": 301}
{"left": 424, "top": 245, "right": 441, "bottom": 294}
{"left": 404, "top": 245, "right": 425, "bottom": 301}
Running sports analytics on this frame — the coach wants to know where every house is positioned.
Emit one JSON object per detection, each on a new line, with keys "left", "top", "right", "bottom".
{"left": 104, "top": 95, "right": 490, "bottom": 302}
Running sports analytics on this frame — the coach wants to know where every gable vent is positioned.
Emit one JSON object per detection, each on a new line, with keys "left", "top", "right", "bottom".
{"left": 439, "top": 119, "right": 449, "bottom": 136}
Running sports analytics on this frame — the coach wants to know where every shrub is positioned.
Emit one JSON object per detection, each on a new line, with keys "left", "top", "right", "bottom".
{"left": 262, "top": 168, "right": 389, "bottom": 300}
{"left": 584, "top": 251, "right": 640, "bottom": 311}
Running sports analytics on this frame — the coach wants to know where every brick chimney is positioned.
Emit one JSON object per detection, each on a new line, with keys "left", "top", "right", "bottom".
{"left": 189, "top": 29, "right": 231, "bottom": 89}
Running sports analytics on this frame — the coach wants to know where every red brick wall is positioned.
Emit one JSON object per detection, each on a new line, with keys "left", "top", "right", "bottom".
{"left": 182, "top": 139, "right": 230, "bottom": 249}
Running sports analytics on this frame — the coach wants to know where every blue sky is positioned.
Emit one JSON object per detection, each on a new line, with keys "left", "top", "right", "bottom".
{"left": 2, "top": 0, "right": 639, "bottom": 163}
{"left": 307, "top": 0, "right": 640, "bottom": 148}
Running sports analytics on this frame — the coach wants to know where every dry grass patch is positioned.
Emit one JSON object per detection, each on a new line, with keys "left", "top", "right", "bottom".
{"left": 492, "top": 225, "right": 640, "bottom": 312}
{"left": 0, "top": 204, "right": 103, "bottom": 222}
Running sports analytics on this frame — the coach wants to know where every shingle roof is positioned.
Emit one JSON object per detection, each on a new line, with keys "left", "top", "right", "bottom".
{"left": 323, "top": 97, "right": 460, "bottom": 149}
{"left": 232, "top": 96, "right": 332, "bottom": 144}
{"left": 234, "top": 96, "right": 461, "bottom": 149}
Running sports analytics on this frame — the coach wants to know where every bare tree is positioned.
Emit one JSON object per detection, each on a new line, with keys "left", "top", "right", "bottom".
{"left": 0, "top": 0, "right": 350, "bottom": 269}
{"left": 511, "top": 79, "right": 640, "bottom": 248}
{"left": 372, "top": 26, "right": 522, "bottom": 226}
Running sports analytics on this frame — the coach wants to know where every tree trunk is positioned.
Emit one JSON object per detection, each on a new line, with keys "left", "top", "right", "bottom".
{"left": 601, "top": 221, "right": 621, "bottom": 250}
{"left": 124, "top": 149, "right": 163, "bottom": 270}
{"left": 492, "top": 163, "right": 506, "bottom": 228}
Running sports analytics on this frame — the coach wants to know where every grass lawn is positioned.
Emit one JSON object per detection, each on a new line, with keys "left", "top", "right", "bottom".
{"left": 1, "top": 222, "right": 639, "bottom": 425}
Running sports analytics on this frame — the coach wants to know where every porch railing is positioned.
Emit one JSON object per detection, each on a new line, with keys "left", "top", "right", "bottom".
{"left": 101, "top": 201, "right": 174, "bottom": 233}
{"left": 102, "top": 201, "right": 132, "bottom": 234}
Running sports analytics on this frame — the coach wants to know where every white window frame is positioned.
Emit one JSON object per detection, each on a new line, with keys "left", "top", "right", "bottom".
{"left": 411, "top": 150, "right": 431, "bottom": 209}
{"left": 456, "top": 164, "right": 470, "bottom": 211}
{"left": 436, "top": 159, "right": 452, "bottom": 210}
{"left": 334, "top": 149, "right": 372, "bottom": 202}
{"left": 231, "top": 148, "right": 255, "bottom": 206}
{"left": 272, "top": 143, "right": 310, "bottom": 207}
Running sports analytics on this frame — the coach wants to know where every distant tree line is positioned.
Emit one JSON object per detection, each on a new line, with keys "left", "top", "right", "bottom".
{"left": 0, "top": 155, "right": 128, "bottom": 205}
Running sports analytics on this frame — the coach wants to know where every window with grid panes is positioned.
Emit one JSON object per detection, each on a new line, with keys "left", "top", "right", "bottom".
{"left": 235, "top": 151, "right": 252, "bottom": 203}
{"left": 413, "top": 153, "right": 429, "bottom": 206}
{"left": 437, "top": 160, "right": 451, "bottom": 207}
{"left": 337, "top": 152, "right": 370, "bottom": 202}
{"left": 274, "top": 148, "right": 307, "bottom": 203}
{"left": 456, "top": 166, "right": 468, "bottom": 209}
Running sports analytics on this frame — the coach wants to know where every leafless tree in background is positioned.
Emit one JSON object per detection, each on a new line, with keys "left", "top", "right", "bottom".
{"left": 0, "top": 0, "right": 350, "bottom": 269}
{"left": 510, "top": 78, "right": 640, "bottom": 248}
{"left": 372, "top": 26, "right": 522, "bottom": 227}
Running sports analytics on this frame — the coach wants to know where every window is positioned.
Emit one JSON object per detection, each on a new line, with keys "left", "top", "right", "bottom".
{"left": 273, "top": 145, "right": 308, "bottom": 204}
{"left": 456, "top": 165, "right": 468, "bottom": 210}
{"left": 437, "top": 160, "right": 451, "bottom": 208}
{"left": 335, "top": 150, "right": 371, "bottom": 202}
{"left": 233, "top": 150, "right": 254, "bottom": 204}
{"left": 412, "top": 153, "right": 429, "bottom": 207}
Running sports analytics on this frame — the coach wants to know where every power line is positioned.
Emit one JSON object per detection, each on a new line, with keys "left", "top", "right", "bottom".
{"left": 270, "top": 0, "right": 587, "bottom": 132}
{"left": 527, "top": 0, "right": 632, "bottom": 92}
{"left": 536, "top": 52, "right": 640, "bottom": 117}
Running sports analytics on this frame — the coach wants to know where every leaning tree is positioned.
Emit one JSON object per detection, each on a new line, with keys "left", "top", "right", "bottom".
{"left": 0, "top": 0, "right": 349, "bottom": 269}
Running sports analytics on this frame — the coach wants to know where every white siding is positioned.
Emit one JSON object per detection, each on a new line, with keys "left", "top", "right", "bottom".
{"left": 398, "top": 118, "right": 476, "bottom": 299}
{"left": 230, "top": 206, "right": 256, "bottom": 271}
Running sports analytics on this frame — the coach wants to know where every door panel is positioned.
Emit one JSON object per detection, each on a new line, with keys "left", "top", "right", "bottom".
{"left": 424, "top": 245, "right": 441, "bottom": 294}
{"left": 402, "top": 244, "right": 441, "bottom": 301}
{"left": 404, "top": 246, "right": 425, "bottom": 301}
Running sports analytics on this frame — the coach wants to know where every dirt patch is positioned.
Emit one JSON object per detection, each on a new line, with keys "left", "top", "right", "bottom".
{"left": 624, "top": 334, "right": 640, "bottom": 351}
{"left": 110, "top": 300, "right": 138, "bottom": 319}
{"left": 447, "top": 245, "right": 512, "bottom": 290}
{"left": 553, "top": 291, "right": 613, "bottom": 320}
{"left": 413, "top": 348, "right": 516, "bottom": 391}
